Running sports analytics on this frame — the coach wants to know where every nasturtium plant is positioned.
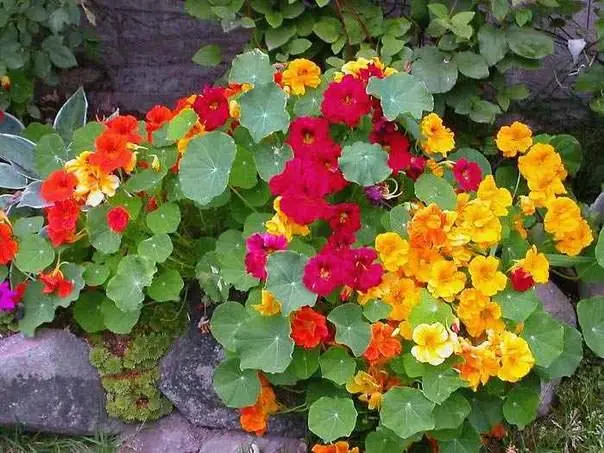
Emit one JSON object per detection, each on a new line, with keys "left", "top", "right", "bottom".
{"left": 0, "top": 50, "right": 601, "bottom": 450}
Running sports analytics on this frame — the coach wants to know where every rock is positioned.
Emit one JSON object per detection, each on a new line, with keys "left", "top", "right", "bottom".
{"left": 535, "top": 281, "right": 577, "bottom": 327}
{"left": 579, "top": 281, "right": 604, "bottom": 299}
{"left": 159, "top": 321, "right": 305, "bottom": 436}
{"left": 590, "top": 192, "right": 604, "bottom": 219}
{"left": 119, "top": 411, "right": 306, "bottom": 453}
{"left": 0, "top": 329, "right": 123, "bottom": 435}
{"left": 538, "top": 380, "right": 558, "bottom": 417}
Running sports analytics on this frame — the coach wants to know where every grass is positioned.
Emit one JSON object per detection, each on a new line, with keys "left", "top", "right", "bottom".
{"left": 0, "top": 428, "right": 118, "bottom": 453}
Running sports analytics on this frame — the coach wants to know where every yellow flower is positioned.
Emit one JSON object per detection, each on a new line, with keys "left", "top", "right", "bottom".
{"left": 254, "top": 290, "right": 281, "bottom": 316}
{"left": 514, "top": 245, "right": 549, "bottom": 283}
{"left": 0, "top": 75, "right": 10, "bottom": 90}
{"left": 405, "top": 247, "right": 445, "bottom": 283}
{"left": 375, "top": 232, "right": 410, "bottom": 272}
{"left": 66, "top": 151, "right": 120, "bottom": 207}
{"left": 544, "top": 197, "right": 583, "bottom": 239}
{"left": 456, "top": 200, "right": 502, "bottom": 249}
{"left": 494, "top": 331, "right": 535, "bottom": 382}
{"left": 382, "top": 277, "right": 421, "bottom": 321}
{"left": 468, "top": 256, "right": 507, "bottom": 296}
{"left": 151, "top": 155, "right": 161, "bottom": 171}
{"left": 495, "top": 122, "right": 533, "bottom": 157}
{"left": 229, "top": 100, "right": 240, "bottom": 120}
{"left": 282, "top": 59, "right": 321, "bottom": 96}
{"left": 426, "top": 159, "right": 445, "bottom": 177}
{"left": 265, "top": 197, "right": 310, "bottom": 241}
{"left": 519, "top": 196, "right": 535, "bottom": 215}
{"left": 411, "top": 322, "right": 457, "bottom": 366}
{"left": 555, "top": 219, "right": 593, "bottom": 256}
{"left": 518, "top": 143, "right": 567, "bottom": 208}
{"left": 339, "top": 57, "right": 396, "bottom": 80}
{"left": 346, "top": 371, "right": 382, "bottom": 409}
{"left": 457, "top": 289, "right": 504, "bottom": 338}
{"left": 513, "top": 215, "right": 528, "bottom": 240}
{"left": 456, "top": 339, "right": 499, "bottom": 390}
{"left": 420, "top": 113, "right": 455, "bottom": 157}
{"left": 398, "top": 320, "right": 414, "bottom": 340}
{"left": 427, "top": 260, "right": 466, "bottom": 301}
{"left": 477, "top": 176, "right": 512, "bottom": 217}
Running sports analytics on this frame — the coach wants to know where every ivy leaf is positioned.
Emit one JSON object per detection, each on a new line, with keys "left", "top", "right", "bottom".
{"left": 239, "top": 83, "right": 290, "bottom": 143}
{"left": 493, "top": 287, "right": 539, "bottom": 322}
{"left": 319, "top": 347, "right": 357, "bottom": 385}
{"left": 521, "top": 309, "right": 564, "bottom": 367}
{"left": 101, "top": 298, "right": 141, "bottom": 334}
{"left": 507, "top": 27, "right": 554, "bottom": 59}
{"left": 179, "top": 131, "right": 237, "bottom": 205}
{"left": 146, "top": 202, "right": 181, "bottom": 234}
{"left": 422, "top": 364, "right": 467, "bottom": 404}
{"left": 503, "top": 385, "right": 539, "bottom": 428}
{"left": 327, "top": 304, "right": 371, "bottom": 357}
{"left": 338, "top": 142, "right": 392, "bottom": 187}
{"left": 253, "top": 143, "right": 293, "bottom": 182}
{"left": 308, "top": 397, "right": 358, "bottom": 442}
{"left": 210, "top": 301, "right": 248, "bottom": 352}
{"left": 266, "top": 251, "right": 317, "bottom": 315}
{"left": 366, "top": 73, "right": 434, "bottom": 120}
{"left": 15, "top": 234, "right": 55, "bottom": 273}
{"left": 147, "top": 269, "right": 184, "bottom": 302}
{"left": 380, "top": 387, "right": 435, "bottom": 439}
{"left": 236, "top": 314, "right": 295, "bottom": 373}
{"left": 538, "top": 325, "right": 583, "bottom": 379}
{"left": 577, "top": 296, "right": 604, "bottom": 357}
{"left": 291, "top": 347, "right": 320, "bottom": 379}
{"left": 229, "top": 49, "right": 274, "bottom": 86}
{"left": 412, "top": 47, "right": 458, "bottom": 94}
{"left": 433, "top": 392, "right": 472, "bottom": 430}
{"left": 213, "top": 358, "right": 261, "bottom": 408}
{"left": 414, "top": 173, "right": 457, "bottom": 210}
{"left": 72, "top": 291, "right": 106, "bottom": 333}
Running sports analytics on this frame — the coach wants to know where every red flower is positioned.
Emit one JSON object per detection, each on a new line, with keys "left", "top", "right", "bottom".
{"left": 46, "top": 199, "right": 80, "bottom": 246}
{"left": 303, "top": 252, "right": 346, "bottom": 296}
{"left": 39, "top": 269, "right": 74, "bottom": 298}
{"left": 347, "top": 247, "right": 383, "bottom": 293}
{"left": 290, "top": 306, "right": 330, "bottom": 349}
{"left": 374, "top": 130, "right": 412, "bottom": 175}
{"left": 244, "top": 233, "right": 288, "bottom": 280}
{"left": 193, "top": 86, "right": 229, "bottom": 131}
{"left": 509, "top": 267, "right": 534, "bottom": 292}
{"left": 328, "top": 203, "right": 361, "bottom": 236}
{"left": 41, "top": 169, "right": 77, "bottom": 203}
{"left": 145, "top": 105, "right": 174, "bottom": 140}
{"left": 407, "top": 156, "right": 426, "bottom": 180}
{"left": 0, "top": 224, "right": 18, "bottom": 265}
{"left": 363, "top": 322, "right": 401, "bottom": 363}
{"left": 279, "top": 193, "right": 330, "bottom": 225}
{"left": 453, "top": 159, "right": 482, "bottom": 192}
{"left": 286, "top": 117, "right": 333, "bottom": 159}
{"left": 107, "top": 206, "right": 130, "bottom": 233}
{"left": 321, "top": 75, "right": 371, "bottom": 127}
{"left": 106, "top": 115, "right": 140, "bottom": 144}
{"left": 89, "top": 132, "right": 133, "bottom": 173}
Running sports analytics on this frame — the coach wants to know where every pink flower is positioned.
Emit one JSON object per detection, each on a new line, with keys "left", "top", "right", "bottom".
{"left": 303, "top": 253, "right": 347, "bottom": 296}
{"left": 0, "top": 281, "right": 19, "bottom": 312}
{"left": 244, "top": 233, "right": 288, "bottom": 280}
{"left": 321, "top": 75, "right": 371, "bottom": 127}
{"left": 453, "top": 158, "right": 482, "bottom": 192}
{"left": 347, "top": 248, "right": 383, "bottom": 292}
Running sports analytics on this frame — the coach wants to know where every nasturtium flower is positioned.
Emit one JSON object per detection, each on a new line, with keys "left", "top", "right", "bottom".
{"left": 46, "top": 199, "right": 80, "bottom": 247}
{"left": 106, "top": 206, "right": 130, "bottom": 233}
{"left": 544, "top": 197, "right": 583, "bottom": 238}
{"left": 265, "top": 198, "right": 310, "bottom": 241}
{"left": 405, "top": 247, "right": 445, "bottom": 283}
{"left": 321, "top": 75, "right": 371, "bottom": 127}
{"left": 253, "top": 290, "right": 281, "bottom": 316}
{"left": 382, "top": 276, "right": 421, "bottom": 321}
{"left": 337, "top": 56, "right": 396, "bottom": 82}
{"left": 493, "top": 331, "right": 535, "bottom": 382}
{"left": 240, "top": 377, "right": 279, "bottom": 436}
{"left": 518, "top": 143, "right": 567, "bottom": 207}
{"left": 427, "top": 260, "right": 466, "bottom": 301}
{"left": 408, "top": 203, "right": 455, "bottom": 250}
{"left": 495, "top": 121, "right": 533, "bottom": 157}
{"left": 363, "top": 322, "right": 402, "bottom": 363}
{"left": 145, "top": 105, "right": 174, "bottom": 141}
{"left": 0, "top": 75, "right": 10, "bottom": 90}
{"left": 468, "top": 256, "right": 507, "bottom": 296}
{"left": 0, "top": 281, "right": 20, "bottom": 312}
{"left": 453, "top": 158, "right": 482, "bottom": 192}
{"left": 347, "top": 247, "right": 383, "bottom": 293}
{"left": 193, "top": 86, "right": 230, "bottom": 131}
{"left": 554, "top": 220, "right": 593, "bottom": 256}
{"left": 303, "top": 252, "right": 347, "bottom": 296}
{"left": 457, "top": 288, "right": 504, "bottom": 338}
{"left": 106, "top": 115, "right": 141, "bottom": 144}
{"left": 346, "top": 371, "right": 383, "bottom": 409}
{"left": 456, "top": 339, "right": 499, "bottom": 390}
{"left": 41, "top": 169, "right": 78, "bottom": 203}
{"left": 476, "top": 175, "right": 512, "bottom": 217}
{"left": 456, "top": 200, "right": 502, "bottom": 248}
{"left": 420, "top": 113, "right": 455, "bottom": 157}
{"left": 286, "top": 116, "right": 333, "bottom": 159}
{"left": 66, "top": 152, "right": 121, "bottom": 206}
{"left": 375, "top": 232, "right": 409, "bottom": 272}
{"left": 512, "top": 245, "right": 549, "bottom": 284}
{"left": 328, "top": 203, "right": 361, "bottom": 236}
{"left": 509, "top": 267, "right": 534, "bottom": 292}
{"left": 411, "top": 322, "right": 457, "bottom": 366}
{"left": 88, "top": 132, "right": 135, "bottom": 174}
{"left": 244, "top": 232, "right": 288, "bottom": 280}
{"left": 282, "top": 58, "right": 321, "bottom": 96}
{"left": 519, "top": 195, "right": 536, "bottom": 215}
{"left": 426, "top": 159, "right": 445, "bottom": 177}
{"left": 290, "top": 306, "right": 330, "bottom": 349}
{"left": 312, "top": 441, "right": 360, "bottom": 453}
{"left": 0, "top": 223, "right": 18, "bottom": 265}
{"left": 39, "top": 269, "right": 74, "bottom": 298}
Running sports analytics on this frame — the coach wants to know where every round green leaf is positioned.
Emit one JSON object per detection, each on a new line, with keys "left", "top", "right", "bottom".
{"left": 313, "top": 17, "right": 342, "bottom": 43}
{"left": 366, "top": 73, "right": 434, "bottom": 121}
{"left": 422, "top": 364, "right": 467, "bottom": 404}
{"left": 266, "top": 251, "right": 317, "bottom": 315}
{"left": 478, "top": 24, "right": 507, "bottom": 66}
{"left": 239, "top": 84, "right": 290, "bottom": 143}
{"left": 18, "top": 281, "right": 59, "bottom": 337}
{"left": 147, "top": 269, "right": 184, "bottom": 302}
{"left": 146, "top": 203, "right": 181, "bottom": 235}
{"left": 12, "top": 216, "right": 44, "bottom": 238}
{"left": 327, "top": 304, "right": 371, "bottom": 357}
{"left": 411, "top": 47, "right": 458, "bottom": 94}
{"left": 363, "top": 300, "right": 392, "bottom": 322}
{"left": 101, "top": 298, "right": 141, "bottom": 334}
{"left": 521, "top": 309, "right": 564, "bottom": 367}
{"left": 539, "top": 325, "right": 582, "bottom": 379}
{"left": 229, "top": 146, "right": 257, "bottom": 189}
{"left": 34, "top": 133, "right": 68, "bottom": 178}
{"left": 229, "top": 49, "right": 274, "bottom": 86}
{"left": 106, "top": 255, "right": 156, "bottom": 312}
{"left": 338, "top": 142, "right": 392, "bottom": 187}
{"left": 213, "top": 358, "right": 261, "bottom": 408}
{"left": 577, "top": 296, "right": 604, "bottom": 357}
{"left": 454, "top": 51, "right": 489, "bottom": 79}
{"left": 503, "top": 386, "right": 539, "bottom": 428}
{"left": 71, "top": 122, "right": 105, "bottom": 155}
{"left": 210, "top": 301, "right": 248, "bottom": 352}
{"left": 438, "top": 422, "right": 482, "bottom": 453}
{"left": 308, "top": 397, "right": 357, "bottom": 442}
{"left": 72, "top": 291, "right": 106, "bottom": 333}
{"left": 319, "top": 347, "right": 356, "bottom": 385}
{"left": 414, "top": 173, "right": 457, "bottom": 210}
{"left": 389, "top": 204, "right": 410, "bottom": 237}
{"left": 433, "top": 392, "right": 472, "bottom": 430}
{"left": 137, "top": 234, "right": 173, "bottom": 263}
{"left": 87, "top": 205, "right": 121, "bottom": 254}
{"left": 236, "top": 314, "right": 295, "bottom": 373}
{"left": 294, "top": 85, "right": 326, "bottom": 116}
{"left": 380, "top": 387, "right": 435, "bottom": 439}
{"left": 15, "top": 234, "right": 55, "bottom": 273}
{"left": 83, "top": 263, "right": 110, "bottom": 286}
{"left": 365, "top": 427, "right": 417, "bottom": 453}
{"left": 179, "top": 131, "right": 238, "bottom": 205}
{"left": 253, "top": 143, "right": 293, "bottom": 182}
{"left": 507, "top": 27, "right": 554, "bottom": 59}
{"left": 409, "top": 290, "right": 454, "bottom": 327}
{"left": 291, "top": 347, "right": 320, "bottom": 379}
{"left": 493, "top": 287, "right": 539, "bottom": 322}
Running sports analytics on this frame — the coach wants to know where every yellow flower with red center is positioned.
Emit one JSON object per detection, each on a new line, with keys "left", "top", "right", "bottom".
{"left": 254, "top": 290, "right": 281, "bottom": 316}
{"left": 512, "top": 245, "right": 549, "bottom": 283}
{"left": 456, "top": 338, "right": 499, "bottom": 390}
{"left": 346, "top": 371, "right": 383, "bottom": 409}
{"left": 265, "top": 197, "right": 310, "bottom": 240}
{"left": 411, "top": 322, "right": 458, "bottom": 365}
{"left": 495, "top": 122, "right": 533, "bottom": 157}
{"left": 457, "top": 288, "right": 504, "bottom": 338}
{"left": 65, "top": 151, "right": 120, "bottom": 207}
{"left": 382, "top": 277, "right": 421, "bottom": 321}
{"left": 375, "top": 232, "right": 410, "bottom": 272}
{"left": 476, "top": 176, "right": 512, "bottom": 217}
{"left": 492, "top": 331, "right": 535, "bottom": 382}
{"left": 335, "top": 57, "right": 396, "bottom": 82}
{"left": 427, "top": 260, "right": 466, "bottom": 301}
{"left": 282, "top": 59, "right": 322, "bottom": 96}
{"left": 468, "top": 255, "right": 507, "bottom": 296}
{"left": 420, "top": 113, "right": 455, "bottom": 157}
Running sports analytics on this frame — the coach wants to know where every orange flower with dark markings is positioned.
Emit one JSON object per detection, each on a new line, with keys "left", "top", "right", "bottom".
{"left": 290, "top": 306, "right": 330, "bottom": 349}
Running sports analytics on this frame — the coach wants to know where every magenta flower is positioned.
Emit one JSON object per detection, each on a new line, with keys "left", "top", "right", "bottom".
{"left": 0, "top": 281, "right": 18, "bottom": 312}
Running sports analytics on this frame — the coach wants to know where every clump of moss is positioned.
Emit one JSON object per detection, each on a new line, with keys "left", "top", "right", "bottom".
{"left": 88, "top": 301, "right": 187, "bottom": 422}
{"left": 0, "top": 312, "right": 18, "bottom": 339}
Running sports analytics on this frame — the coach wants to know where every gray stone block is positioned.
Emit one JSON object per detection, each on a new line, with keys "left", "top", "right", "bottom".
{"left": 535, "top": 281, "right": 577, "bottom": 327}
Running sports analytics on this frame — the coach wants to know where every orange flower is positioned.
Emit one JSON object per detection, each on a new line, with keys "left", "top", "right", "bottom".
{"left": 495, "top": 122, "right": 533, "bottom": 157}
{"left": 282, "top": 59, "right": 321, "bottom": 96}
{"left": 455, "top": 339, "right": 499, "bottom": 390}
{"left": 89, "top": 132, "right": 134, "bottom": 173}
{"left": 312, "top": 441, "right": 360, "bottom": 453}
{"left": 0, "top": 223, "right": 18, "bottom": 265}
{"left": 363, "top": 322, "right": 401, "bottom": 363}
{"left": 145, "top": 105, "right": 174, "bottom": 141}
{"left": 41, "top": 169, "right": 78, "bottom": 202}
{"left": 39, "top": 269, "right": 74, "bottom": 298}
{"left": 408, "top": 203, "right": 455, "bottom": 250}
{"left": 239, "top": 378, "right": 279, "bottom": 436}
{"left": 290, "top": 306, "right": 330, "bottom": 349}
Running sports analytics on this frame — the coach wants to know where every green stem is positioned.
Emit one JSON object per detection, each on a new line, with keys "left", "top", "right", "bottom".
{"left": 229, "top": 185, "right": 258, "bottom": 213}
